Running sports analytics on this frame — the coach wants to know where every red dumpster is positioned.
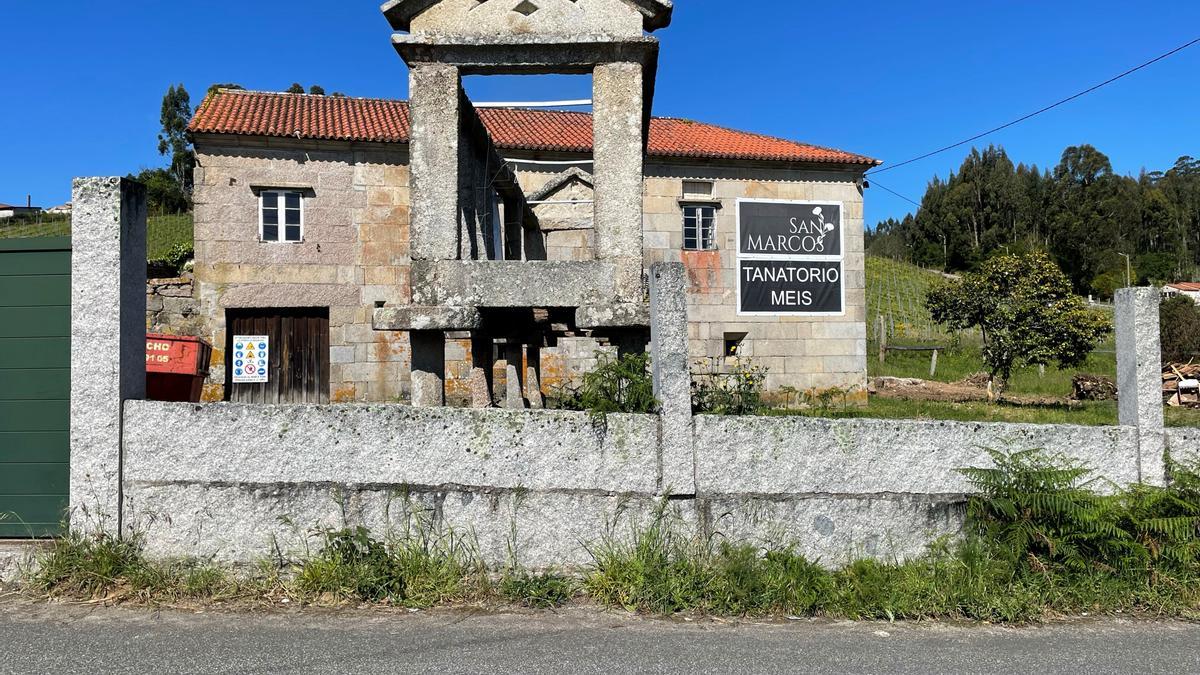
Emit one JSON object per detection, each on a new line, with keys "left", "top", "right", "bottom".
{"left": 146, "top": 334, "right": 213, "bottom": 402}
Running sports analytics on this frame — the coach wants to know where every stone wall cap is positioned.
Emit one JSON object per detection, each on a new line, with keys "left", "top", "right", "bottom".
{"left": 382, "top": 0, "right": 672, "bottom": 33}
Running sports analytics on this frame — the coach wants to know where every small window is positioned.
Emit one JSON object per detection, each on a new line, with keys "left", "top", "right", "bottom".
{"left": 260, "top": 190, "right": 303, "bottom": 242}
{"left": 682, "top": 180, "right": 713, "bottom": 198}
{"left": 683, "top": 205, "right": 716, "bottom": 251}
{"left": 724, "top": 332, "right": 747, "bottom": 357}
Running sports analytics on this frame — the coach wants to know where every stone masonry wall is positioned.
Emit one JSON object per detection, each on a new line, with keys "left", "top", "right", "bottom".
{"left": 516, "top": 160, "right": 869, "bottom": 396}
{"left": 121, "top": 401, "right": 1155, "bottom": 568}
{"left": 193, "top": 137, "right": 412, "bottom": 402}
{"left": 146, "top": 276, "right": 202, "bottom": 336}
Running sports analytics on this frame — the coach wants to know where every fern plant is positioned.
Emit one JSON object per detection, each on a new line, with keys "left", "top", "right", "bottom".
{"left": 1116, "top": 458, "right": 1200, "bottom": 572}
{"left": 959, "top": 448, "right": 1136, "bottom": 571}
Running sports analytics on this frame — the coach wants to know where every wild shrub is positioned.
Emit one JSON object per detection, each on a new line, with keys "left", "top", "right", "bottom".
{"left": 296, "top": 527, "right": 406, "bottom": 603}
{"left": 295, "top": 524, "right": 487, "bottom": 607}
{"left": 499, "top": 570, "right": 576, "bottom": 608}
{"left": 691, "top": 359, "right": 767, "bottom": 415}
{"left": 1160, "top": 295, "right": 1200, "bottom": 364}
{"left": 584, "top": 508, "right": 834, "bottom": 616}
{"left": 577, "top": 352, "right": 658, "bottom": 416}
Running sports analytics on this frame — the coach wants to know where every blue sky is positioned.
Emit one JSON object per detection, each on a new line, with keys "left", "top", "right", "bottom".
{"left": 1, "top": 1, "right": 1197, "bottom": 226}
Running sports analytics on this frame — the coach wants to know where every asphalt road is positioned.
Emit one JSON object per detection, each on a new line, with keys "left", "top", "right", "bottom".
{"left": 1, "top": 597, "right": 1198, "bottom": 674}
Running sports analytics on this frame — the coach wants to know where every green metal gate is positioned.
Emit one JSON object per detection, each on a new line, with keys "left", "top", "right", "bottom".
{"left": 0, "top": 236, "right": 71, "bottom": 537}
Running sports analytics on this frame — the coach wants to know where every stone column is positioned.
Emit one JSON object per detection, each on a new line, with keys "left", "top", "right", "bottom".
{"left": 649, "top": 262, "right": 694, "bottom": 494}
{"left": 410, "top": 330, "right": 446, "bottom": 407}
{"left": 503, "top": 342, "right": 526, "bottom": 409}
{"left": 409, "top": 63, "right": 462, "bottom": 262}
{"left": 1115, "top": 287, "right": 1165, "bottom": 486}
{"left": 469, "top": 333, "right": 494, "bottom": 408}
{"left": 592, "top": 62, "right": 645, "bottom": 302}
{"left": 70, "top": 177, "right": 146, "bottom": 534}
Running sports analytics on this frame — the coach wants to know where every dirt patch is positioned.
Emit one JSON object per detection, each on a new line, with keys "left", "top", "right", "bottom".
{"left": 869, "top": 376, "right": 1076, "bottom": 407}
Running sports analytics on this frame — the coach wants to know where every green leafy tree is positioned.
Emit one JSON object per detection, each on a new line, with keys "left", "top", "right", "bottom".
{"left": 1160, "top": 295, "right": 1200, "bottom": 364}
{"left": 128, "top": 167, "right": 189, "bottom": 214}
{"left": 309, "top": 85, "right": 325, "bottom": 95}
{"left": 286, "top": 83, "right": 305, "bottom": 94}
{"left": 926, "top": 252, "right": 1112, "bottom": 394}
{"left": 157, "top": 84, "right": 194, "bottom": 196}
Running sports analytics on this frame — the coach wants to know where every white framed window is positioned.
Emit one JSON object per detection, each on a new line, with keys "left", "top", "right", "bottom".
{"left": 259, "top": 190, "right": 303, "bottom": 243}
{"left": 683, "top": 204, "right": 716, "bottom": 251}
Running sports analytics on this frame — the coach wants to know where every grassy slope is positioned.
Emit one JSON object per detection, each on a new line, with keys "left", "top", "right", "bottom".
{"left": 0, "top": 213, "right": 193, "bottom": 259}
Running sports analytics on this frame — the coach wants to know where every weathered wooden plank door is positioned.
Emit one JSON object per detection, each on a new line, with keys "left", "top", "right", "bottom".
{"left": 225, "top": 308, "right": 330, "bottom": 404}
{"left": 0, "top": 236, "right": 71, "bottom": 537}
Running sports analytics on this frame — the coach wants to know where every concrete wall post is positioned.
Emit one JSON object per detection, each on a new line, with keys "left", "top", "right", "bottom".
{"left": 409, "top": 63, "right": 462, "bottom": 262}
{"left": 69, "top": 177, "right": 146, "bottom": 534}
{"left": 649, "top": 262, "right": 695, "bottom": 494}
{"left": 1115, "top": 287, "right": 1165, "bottom": 485}
{"left": 592, "top": 62, "right": 645, "bottom": 302}
{"left": 410, "top": 330, "right": 446, "bottom": 407}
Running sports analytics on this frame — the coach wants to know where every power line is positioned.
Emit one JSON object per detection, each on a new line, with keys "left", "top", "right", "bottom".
{"left": 868, "top": 36, "right": 1200, "bottom": 175}
{"left": 870, "top": 178, "right": 921, "bottom": 207}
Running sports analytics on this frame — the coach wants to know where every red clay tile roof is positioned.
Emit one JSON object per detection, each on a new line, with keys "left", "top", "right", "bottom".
{"left": 1167, "top": 282, "right": 1200, "bottom": 292}
{"left": 190, "top": 90, "right": 879, "bottom": 166}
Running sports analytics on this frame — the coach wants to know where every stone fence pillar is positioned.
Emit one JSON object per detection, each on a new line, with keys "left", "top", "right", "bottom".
{"left": 649, "top": 262, "right": 695, "bottom": 494}
{"left": 70, "top": 177, "right": 146, "bottom": 533}
{"left": 1115, "top": 287, "right": 1165, "bottom": 485}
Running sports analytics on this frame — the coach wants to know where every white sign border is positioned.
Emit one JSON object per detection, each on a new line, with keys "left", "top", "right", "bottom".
{"left": 735, "top": 198, "right": 848, "bottom": 317}
{"left": 231, "top": 334, "right": 270, "bottom": 384}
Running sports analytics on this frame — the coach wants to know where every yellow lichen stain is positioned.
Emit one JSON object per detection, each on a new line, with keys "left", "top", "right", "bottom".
{"left": 200, "top": 383, "right": 224, "bottom": 403}
{"left": 332, "top": 385, "right": 358, "bottom": 403}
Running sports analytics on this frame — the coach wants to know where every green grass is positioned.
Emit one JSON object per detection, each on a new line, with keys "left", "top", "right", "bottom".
{"left": 774, "top": 395, "right": 1200, "bottom": 427}
{"left": 869, "top": 339, "right": 1118, "bottom": 398}
{"left": 0, "top": 212, "right": 193, "bottom": 260}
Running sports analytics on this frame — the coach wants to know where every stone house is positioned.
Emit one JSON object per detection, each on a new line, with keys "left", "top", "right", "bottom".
{"left": 186, "top": 89, "right": 877, "bottom": 404}
{"left": 184, "top": 0, "right": 877, "bottom": 406}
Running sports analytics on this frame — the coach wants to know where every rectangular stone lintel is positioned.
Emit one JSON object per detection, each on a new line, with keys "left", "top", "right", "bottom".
{"left": 412, "top": 260, "right": 618, "bottom": 307}
{"left": 576, "top": 303, "right": 649, "bottom": 328}
{"left": 374, "top": 305, "right": 481, "bottom": 331}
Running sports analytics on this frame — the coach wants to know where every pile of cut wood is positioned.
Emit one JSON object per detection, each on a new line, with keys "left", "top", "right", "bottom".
{"left": 1163, "top": 362, "right": 1200, "bottom": 407}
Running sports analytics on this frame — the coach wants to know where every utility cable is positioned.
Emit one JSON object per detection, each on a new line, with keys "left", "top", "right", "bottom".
{"left": 868, "top": 36, "right": 1200, "bottom": 175}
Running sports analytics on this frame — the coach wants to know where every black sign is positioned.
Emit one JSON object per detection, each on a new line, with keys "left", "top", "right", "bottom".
{"left": 738, "top": 259, "right": 844, "bottom": 314}
{"left": 738, "top": 201, "right": 841, "bottom": 258}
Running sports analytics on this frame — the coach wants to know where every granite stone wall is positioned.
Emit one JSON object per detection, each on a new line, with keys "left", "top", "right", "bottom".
{"left": 120, "top": 401, "right": 1158, "bottom": 568}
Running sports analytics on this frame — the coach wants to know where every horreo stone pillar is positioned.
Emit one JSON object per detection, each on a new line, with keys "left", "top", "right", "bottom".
{"left": 1115, "top": 287, "right": 1165, "bottom": 485}
{"left": 593, "top": 62, "right": 645, "bottom": 302}
{"left": 650, "top": 263, "right": 695, "bottom": 494}
{"left": 70, "top": 177, "right": 147, "bottom": 534}
{"left": 409, "top": 62, "right": 462, "bottom": 262}
{"left": 469, "top": 333, "right": 494, "bottom": 408}
{"left": 410, "top": 330, "right": 446, "bottom": 407}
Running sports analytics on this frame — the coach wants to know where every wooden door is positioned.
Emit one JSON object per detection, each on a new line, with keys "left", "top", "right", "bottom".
{"left": 225, "top": 308, "right": 330, "bottom": 404}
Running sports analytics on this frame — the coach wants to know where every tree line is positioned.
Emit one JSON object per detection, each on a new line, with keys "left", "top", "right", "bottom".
{"left": 868, "top": 145, "right": 1200, "bottom": 297}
